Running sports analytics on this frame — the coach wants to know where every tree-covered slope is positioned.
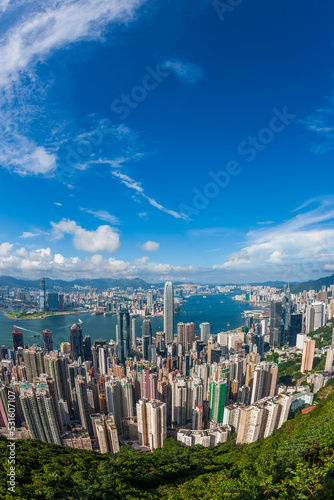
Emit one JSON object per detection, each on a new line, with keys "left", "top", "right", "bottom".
{"left": 1, "top": 393, "right": 334, "bottom": 499}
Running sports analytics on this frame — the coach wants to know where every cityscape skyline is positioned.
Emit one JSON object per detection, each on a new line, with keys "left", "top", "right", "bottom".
{"left": 1, "top": 278, "right": 333, "bottom": 457}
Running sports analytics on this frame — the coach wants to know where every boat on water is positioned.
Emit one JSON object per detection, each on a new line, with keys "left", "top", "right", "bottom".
{"left": 78, "top": 319, "right": 83, "bottom": 324}
{"left": 203, "top": 296, "right": 207, "bottom": 298}
{"left": 104, "top": 312, "right": 114, "bottom": 316}
{"left": 33, "top": 334, "right": 40, "bottom": 337}
{"left": 220, "top": 301, "right": 224, "bottom": 303}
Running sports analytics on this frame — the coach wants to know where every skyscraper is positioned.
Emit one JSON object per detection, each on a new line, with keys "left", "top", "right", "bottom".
{"left": 131, "top": 318, "right": 137, "bottom": 351}
{"left": 288, "top": 313, "right": 302, "bottom": 347}
{"left": 39, "top": 277, "right": 46, "bottom": 311}
{"left": 236, "top": 406, "right": 263, "bottom": 445}
{"left": 75, "top": 375, "right": 93, "bottom": 435}
{"left": 301, "top": 337, "right": 316, "bottom": 373}
{"left": 42, "top": 330, "right": 53, "bottom": 352}
{"left": 177, "top": 322, "right": 195, "bottom": 351}
{"left": 47, "top": 292, "right": 59, "bottom": 311}
{"left": 312, "top": 302, "right": 326, "bottom": 330}
{"left": 12, "top": 329, "right": 24, "bottom": 351}
{"left": 208, "top": 378, "right": 228, "bottom": 424}
{"left": 164, "top": 281, "right": 174, "bottom": 344}
{"left": 137, "top": 398, "right": 167, "bottom": 450}
{"left": 117, "top": 306, "right": 131, "bottom": 365}
{"left": 23, "top": 346, "right": 45, "bottom": 382}
{"left": 83, "top": 335, "right": 92, "bottom": 361}
{"left": 325, "top": 347, "right": 334, "bottom": 372}
{"left": 200, "top": 322, "right": 210, "bottom": 344}
{"left": 269, "top": 301, "right": 282, "bottom": 347}
{"left": 70, "top": 324, "right": 83, "bottom": 361}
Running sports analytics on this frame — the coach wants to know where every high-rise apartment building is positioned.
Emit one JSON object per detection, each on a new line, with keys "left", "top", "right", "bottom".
{"left": 177, "top": 322, "right": 195, "bottom": 351}
{"left": 300, "top": 338, "right": 316, "bottom": 373}
{"left": 236, "top": 406, "right": 263, "bottom": 445}
{"left": 137, "top": 398, "right": 167, "bottom": 450}
{"left": 74, "top": 375, "right": 93, "bottom": 435}
{"left": 164, "top": 282, "right": 174, "bottom": 344}
{"left": 23, "top": 346, "right": 45, "bottom": 382}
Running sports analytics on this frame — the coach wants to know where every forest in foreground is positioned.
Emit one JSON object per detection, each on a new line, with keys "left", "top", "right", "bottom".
{"left": 1, "top": 392, "right": 334, "bottom": 499}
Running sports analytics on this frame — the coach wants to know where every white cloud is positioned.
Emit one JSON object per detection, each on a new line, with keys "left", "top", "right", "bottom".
{"left": 215, "top": 198, "right": 334, "bottom": 281}
{"left": 0, "top": 0, "right": 148, "bottom": 176}
{"left": 0, "top": 241, "right": 203, "bottom": 280}
{"left": 54, "top": 202, "right": 63, "bottom": 207}
{"left": 134, "top": 256, "right": 150, "bottom": 266}
{"left": 162, "top": 59, "right": 203, "bottom": 85}
{"left": 141, "top": 241, "right": 159, "bottom": 252}
{"left": 51, "top": 218, "right": 121, "bottom": 254}
{"left": 80, "top": 207, "right": 121, "bottom": 225}
{"left": 0, "top": 242, "right": 13, "bottom": 257}
{"left": 0, "top": 0, "right": 147, "bottom": 90}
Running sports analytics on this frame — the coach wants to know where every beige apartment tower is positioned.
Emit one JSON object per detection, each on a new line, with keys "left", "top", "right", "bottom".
{"left": 300, "top": 338, "right": 316, "bottom": 373}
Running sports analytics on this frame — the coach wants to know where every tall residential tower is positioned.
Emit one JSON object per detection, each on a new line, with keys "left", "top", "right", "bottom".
{"left": 164, "top": 281, "right": 174, "bottom": 344}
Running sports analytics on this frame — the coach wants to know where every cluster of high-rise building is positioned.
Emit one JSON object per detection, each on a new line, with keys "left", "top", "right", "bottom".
{"left": 0, "top": 281, "right": 333, "bottom": 455}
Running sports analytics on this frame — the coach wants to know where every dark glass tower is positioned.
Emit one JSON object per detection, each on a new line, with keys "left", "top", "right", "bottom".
{"left": 269, "top": 301, "right": 282, "bottom": 348}
{"left": 70, "top": 324, "right": 83, "bottom": 361}
{"left": 289, "top": 313, "right": 303, "bottom": 347}
{"left": 117, "top": 306, "right": 130, "bottom": 365}
{"left": 83, "top": 335, "right": 92, "bottom": 361}
{"left": 12, "top": 329, "right": 24, "bottom": 351}
{"left": 43, "top": 329, "right": 53, "bottom": 351}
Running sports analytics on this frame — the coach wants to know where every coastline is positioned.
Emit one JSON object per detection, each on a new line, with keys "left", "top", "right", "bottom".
{"left": 2, "top": 310, "right": 90, "bottom": 321}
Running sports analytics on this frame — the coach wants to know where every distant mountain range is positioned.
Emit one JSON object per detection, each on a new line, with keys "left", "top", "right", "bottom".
{"left": 1, "top": 274, "right": 334, "bottom": 293}
{"left": 248, "top": 280, "right": 299, "bottom": 287}
{"left": 289, "top": 273, "right": 334, "bottom": 293}
{"left": 0, "top": 276, "right": 151, "bottom": 291}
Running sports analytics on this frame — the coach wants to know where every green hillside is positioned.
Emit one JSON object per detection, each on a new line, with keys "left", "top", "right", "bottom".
{"left": 1, "top": 393, "right": 334, "bottom": 499}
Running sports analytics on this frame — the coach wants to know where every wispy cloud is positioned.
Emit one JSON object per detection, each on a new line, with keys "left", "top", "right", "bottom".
{"left": 80, "top": 207, "right": 121, "bottom": 225}
{"left": 0, "top": 0, "right": 148, "bottom": 176}
{"left": 257, "top": 221, "right": 274, "bottom": 225}
{"left": 301, "top": 102, "right": 334, "bottom": 154}
{"left": 112, "top": 171, "right": 189, "bottom": 220}
{"left": 20, "top": 231, "right": 41, "bottom": 239}
{"left": 188, "top": 227, "right": 232, "bottom": 237}
{"left": 162, "top": 59, "right": 203, "bottom": 85}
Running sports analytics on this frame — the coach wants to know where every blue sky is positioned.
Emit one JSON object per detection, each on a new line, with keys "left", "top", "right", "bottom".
{"left": 1, "top": 0, "right": 334, "bottom": 283}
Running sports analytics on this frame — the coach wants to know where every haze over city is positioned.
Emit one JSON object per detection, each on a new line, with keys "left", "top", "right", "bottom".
{"left": 0, "top": 1, "right": 334, "bottom": 283}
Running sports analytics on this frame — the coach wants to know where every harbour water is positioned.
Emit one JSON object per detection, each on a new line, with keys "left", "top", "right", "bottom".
{"left": 0, "top": 293, "right": 255, "bottom": 349}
